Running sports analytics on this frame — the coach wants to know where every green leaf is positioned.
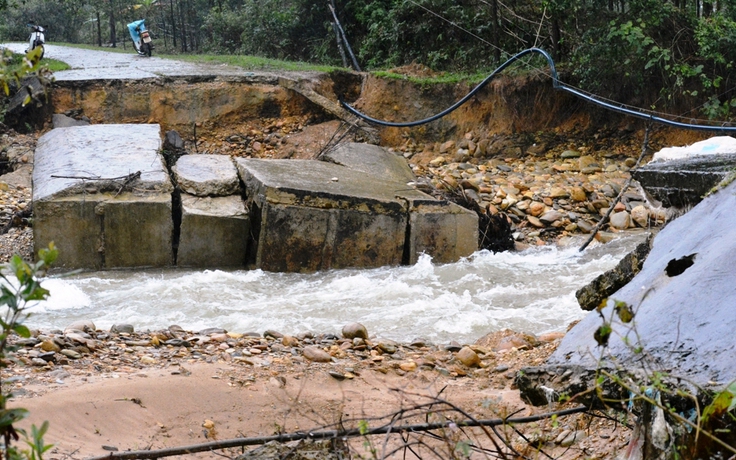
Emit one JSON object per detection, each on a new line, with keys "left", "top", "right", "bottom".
{"left": 12, "top": 324, "right": 30, "bottom": 339}
{"left": 594, "top": 323, "right": 612, "bottom": 347}
{"left": 0, "top": 408, "right": 29, "bottom": 427}
{"left": 614, "top": 300, "right": 634, "bottom": 323}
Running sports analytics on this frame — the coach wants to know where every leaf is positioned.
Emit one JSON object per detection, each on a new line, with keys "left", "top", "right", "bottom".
{"left": 0, "top": 408, "right": 29, "bottom": 427}
{"left": 594, "top": 323, "right": 612, "bottom": 347}
{"left": 614, "top": 300, "right": 634, "bottom": 323}
{"left": 12, "top": 324, "right": 30, "bottom": 339}
{"left": 703, "top": 389, "right": 734, "bottom": 421}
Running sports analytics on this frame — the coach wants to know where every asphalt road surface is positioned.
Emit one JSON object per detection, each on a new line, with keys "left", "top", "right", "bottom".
{"left": 1, "top": 43, "right": 263, "bottom": 81}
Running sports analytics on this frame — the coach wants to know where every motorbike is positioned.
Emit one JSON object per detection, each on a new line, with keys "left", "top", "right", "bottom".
{"left": 25, "top": 23, "right": 45, "bottom": 59}
{"left": 127, "top": 19, "right": 153, "bottom": 57}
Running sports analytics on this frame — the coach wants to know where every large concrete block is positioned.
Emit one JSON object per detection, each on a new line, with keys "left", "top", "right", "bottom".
{"left": 178, "top": 194, "right": 249, "bottom": 267}
{"left": 33, "top": 124, "right": 173, "bottom": 269}
{"left": 101, "top": 193, "right": 174, "bottom": 268}
{"left": 253, "top": 202, "right": 405, "bottom": 272}
{"left": 237, "top": 158, "right": 420, "bottom": 272}
{"left": 172, "top": 154, "right": 240, "bottom": 197}
{"left": 320, "top": 142, "right": 416, "bottom": 184}
{"left": 404, "top": 197, "right": 479, "bottom": 264}
{"left": 33, "top": 198, "right": 104, "bottom": 270}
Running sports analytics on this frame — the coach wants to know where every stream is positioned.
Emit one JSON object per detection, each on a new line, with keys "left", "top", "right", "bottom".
{"left": 26, "top": 233, "right": 646, "bottom": 345}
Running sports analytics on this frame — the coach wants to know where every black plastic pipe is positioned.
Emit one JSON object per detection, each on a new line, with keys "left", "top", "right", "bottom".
{"left": 340, "top": 47, "right": 736, "bottom": 133}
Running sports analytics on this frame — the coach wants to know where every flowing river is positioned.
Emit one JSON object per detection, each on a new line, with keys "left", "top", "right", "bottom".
{"left": 26, "top": 233, "right": 646, "bottom": 345}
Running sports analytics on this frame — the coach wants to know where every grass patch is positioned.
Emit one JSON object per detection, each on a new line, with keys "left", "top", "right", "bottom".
{"left": 43, "top": 57, "right": 70, "bottom": 72}
{"left": 166, "top": 53, "right": 343, "bottom": 73}
{"left": 371, "top": 69, "right": 491, "bottom": 86}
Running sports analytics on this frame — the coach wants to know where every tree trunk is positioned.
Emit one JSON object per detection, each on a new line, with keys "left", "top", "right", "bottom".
{"left": 490, "top": 0, "right": 500, "bottom": 65}
{"left": 96, "top": 11, "right": 102, "bottom": 47}
{"left": 170, "top": 0, "right": 177, "bottom": 49}
{"left": 109, "top": 0, "right": 116, "bottom": 47}
{"left": 179, "top": 0, "right": 187, "bottom": 51}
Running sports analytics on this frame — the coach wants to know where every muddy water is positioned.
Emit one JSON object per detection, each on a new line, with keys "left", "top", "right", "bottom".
{"left": 28, "top": 233, "right": 645, "bottom": 344}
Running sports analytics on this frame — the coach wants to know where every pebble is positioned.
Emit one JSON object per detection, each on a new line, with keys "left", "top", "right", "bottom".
{"left": 456, "top": 346, "right": 481, "bottom": 367}
{"left": 302, "top": 346, "right": 332, "bottom": 363}
{"left": 341, "top": 323, "right": 368, "bottom": 340}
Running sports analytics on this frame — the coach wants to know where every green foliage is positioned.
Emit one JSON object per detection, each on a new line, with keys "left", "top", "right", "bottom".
{"left": 0, "top": 47, "right": 48, "bottom": 124}
{"left": 0, "top": 244, "right": 57, "bottom": 460}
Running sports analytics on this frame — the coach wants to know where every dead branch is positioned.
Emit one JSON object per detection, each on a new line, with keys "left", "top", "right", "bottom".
{"left": 50, "top": 171, "right": 142, "bottom": 182}
{"left": 87, "top": 405, "right": 588, "bottom": 460}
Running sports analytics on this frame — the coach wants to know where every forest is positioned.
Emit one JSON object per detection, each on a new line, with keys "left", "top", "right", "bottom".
{"left": 2, "top": 0, "right": 736, "bottom": 119}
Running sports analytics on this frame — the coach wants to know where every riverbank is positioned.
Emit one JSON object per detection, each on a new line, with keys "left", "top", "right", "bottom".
{"left": 10, "top": 321, "right": 630, "bottom": 459}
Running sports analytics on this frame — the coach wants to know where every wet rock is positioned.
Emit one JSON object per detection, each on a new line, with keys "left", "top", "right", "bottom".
{"left": 164, "top": 130, "right": 184, "bottom": 151}
{"left": 629, "top": 205, "right": 648, "bottom": 227}
{"left": 633, "top": 136, "right": 736, "bottom": 208}
{"left": 281, "top": 335, "right": 299, "bottom": 347}
{"left": 456, "top": 346, "right": 481, "bottom": 367}
{"left": 341, "top": 323, "right": 368, "bottom": 340}
{"left": 65, "top": 320, "right": 96, "bottom": 333}
{"left": 609, "top": 211, "right": 631, "bottom": 229}
{"left": 111, "top": 324, "right": 134, "bottom": 334}
{"left": 302, "top": 346, "right": 332, "bottom": 363}
{"left": 575, "top": 234, "right": 652, "bottom": 311}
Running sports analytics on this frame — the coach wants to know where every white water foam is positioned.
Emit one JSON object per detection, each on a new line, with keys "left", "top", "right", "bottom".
{"left": 22, "top": 233, "right": 645, "bottom": 344}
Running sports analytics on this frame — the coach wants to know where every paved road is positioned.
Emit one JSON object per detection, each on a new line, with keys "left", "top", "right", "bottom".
{"left": 1, "top": 43, "right": 265, "bottom": 81}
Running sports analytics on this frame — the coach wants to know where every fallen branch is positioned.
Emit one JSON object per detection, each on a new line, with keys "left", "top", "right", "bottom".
{"left": 50, "top": 171, "right": 142, "bottom": 182}
{"left": 88, "top": 405, "right": 588, "bottom": 460}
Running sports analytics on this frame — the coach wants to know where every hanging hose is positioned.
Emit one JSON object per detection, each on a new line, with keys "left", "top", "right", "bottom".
{"left": 340, "top": 47, "right": 736, "bottom": 133}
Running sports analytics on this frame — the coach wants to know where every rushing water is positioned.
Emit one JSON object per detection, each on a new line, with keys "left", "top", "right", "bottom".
{"left": 25, "top": 233, "right": 646, "bottom": 345}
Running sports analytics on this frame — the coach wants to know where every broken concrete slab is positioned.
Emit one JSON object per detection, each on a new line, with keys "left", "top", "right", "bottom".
{"left": 518, "top": 178, "right": 736, "bottom": 405}
{"left": 236, "top": 157, "right": 479, "bottom": 272}
{"left": 632, "top": 136, "right": 736, "bottom": 208}
{"left": 178, "top": 194, "right": 249, "bottom": 267}
{"left": 237, "top": 158, "right": 416, "bottom": 272}
{"left": 320, "top": 142, "right": 417, "bottom": 184}
{"left": 402, "top": 194, "right": 479, "bottom": 264}
{"left": 101, "top": 193, "right": 173, "bottom": 268}
{"left": 33, "top": 124, "right": 173, "bottom": 269}
{"left": 172, "top": 154, "right": 240, "bottom": 197}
